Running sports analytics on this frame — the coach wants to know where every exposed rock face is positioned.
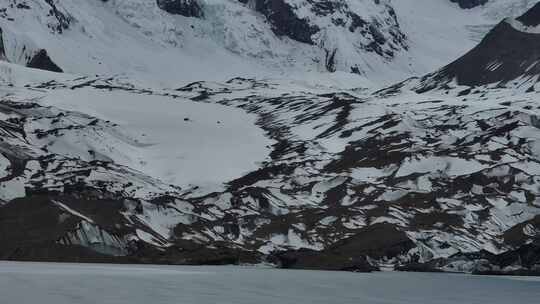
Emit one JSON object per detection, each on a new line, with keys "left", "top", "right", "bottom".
{"left": 244, "top": 0, "right": 319, "bottom": 44}
{"left": 270, "top": 249, "right": 377, "bottom": 272}
{"left": 450, "top": 0, "right": 489, "bottom": 9}
{"left": 156, "top": 0, "right": 204, "bottom": 18}
{"left": 0, "top": 195, "right": 261, "bottom": 264}
{"left": 0, "top": 194, "right": 133, "bottom": 262}
{"left": 43, "top": 0, "right": 72, "bottom": 33}
{"left": 27, "top": 49, "right": 63, "bottom": 72}
{"left": 245, "top": 0, "right": 406, "bottom": 55}
{"left": 0, "top": 27, "right": 5, "bottom": 61}
{"left": 235, "top": 0, "right": 407, "bottom": 73}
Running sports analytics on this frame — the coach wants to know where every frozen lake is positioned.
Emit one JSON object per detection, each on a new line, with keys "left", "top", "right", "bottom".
{"left": 1, "top": 261, "right": 539, "bottom": 304}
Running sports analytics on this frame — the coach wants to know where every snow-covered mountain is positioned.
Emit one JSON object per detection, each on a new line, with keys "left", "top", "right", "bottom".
{"left": 416, "top": 2, "right": 540, "bottom": 91}
{"left": 0, "top": 0, "right": 540, "bottom": 275}
{"left": 1, "top": 0, "right": 535, "bottom": 85}
{"left": 3, "top": 0, "right": 408, "bottom": 84}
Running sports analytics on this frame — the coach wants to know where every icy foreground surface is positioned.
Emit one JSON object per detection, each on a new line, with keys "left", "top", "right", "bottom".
{"left": 0, "top": 262, "right": 539, "bottom": 304}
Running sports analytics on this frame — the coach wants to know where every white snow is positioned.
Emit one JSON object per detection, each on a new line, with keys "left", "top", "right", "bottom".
{"left": 30, "top": 87, "right": 273, "bottom": 191}
{"left": 52, "top": 200, "right": 95, "bottom": 223}
{"left": 0, "top": 262, "right": 539, "bottom": 304}
{"left": 396, "top": 156, "right": 488, "bottom": 177}
{"left": 0, "top": 154, "right": 9, "bottom": 180}
{"left": 0, "top": 176, "right": 26, "bottom": 202}
{"left": 3, "top": 0, "right": 534, "bottom": 89}
{"left": 136, "top": 229, "right": 166, "bottom": 247}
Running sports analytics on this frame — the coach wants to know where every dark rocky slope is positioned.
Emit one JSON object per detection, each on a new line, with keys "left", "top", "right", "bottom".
{"left": 450, "top": 0, "right": 489, "bottom": 9}
{"left": 517, "top": 2, "right": 540, "bottom": 26}
{"left": 156, "top": 0, "right": 204, "bottom": 18}
{"left": 416, "top": 3, "right": 540, "bottom": 91}
{"left": 239, "top": 0, "right": 318, "bottom": 44}
{"left": 27, "top": 49, "right": 63, "bottom": 72}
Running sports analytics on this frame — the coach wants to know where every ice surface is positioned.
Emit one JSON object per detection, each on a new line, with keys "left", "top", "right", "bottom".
{"left": 0, "top": 262, "right": 539, "bottom": 304}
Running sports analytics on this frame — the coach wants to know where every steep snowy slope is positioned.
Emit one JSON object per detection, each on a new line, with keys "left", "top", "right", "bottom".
{"left": 0, "top": 0, "right": 269, "bottom": 86}
{"left": 2, "top": 0, "right": 534, "bottom": 86}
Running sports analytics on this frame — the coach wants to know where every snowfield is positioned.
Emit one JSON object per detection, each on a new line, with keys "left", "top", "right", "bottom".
{"left": 0, "top": 62, "right": 272, "bottom": 192}
{"left": 0, "top": 261, "right": 539, "bottom": 304}
{"left": 35, "top": 87, "right": 273, "bottom": 190}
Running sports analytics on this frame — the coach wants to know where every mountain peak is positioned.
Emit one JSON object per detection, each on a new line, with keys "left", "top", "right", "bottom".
{"left": 415, "top": 2, "right": 540, "bottom": 91}
{"left": 516, "top": 1, "right": 540, "bottom": 27}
